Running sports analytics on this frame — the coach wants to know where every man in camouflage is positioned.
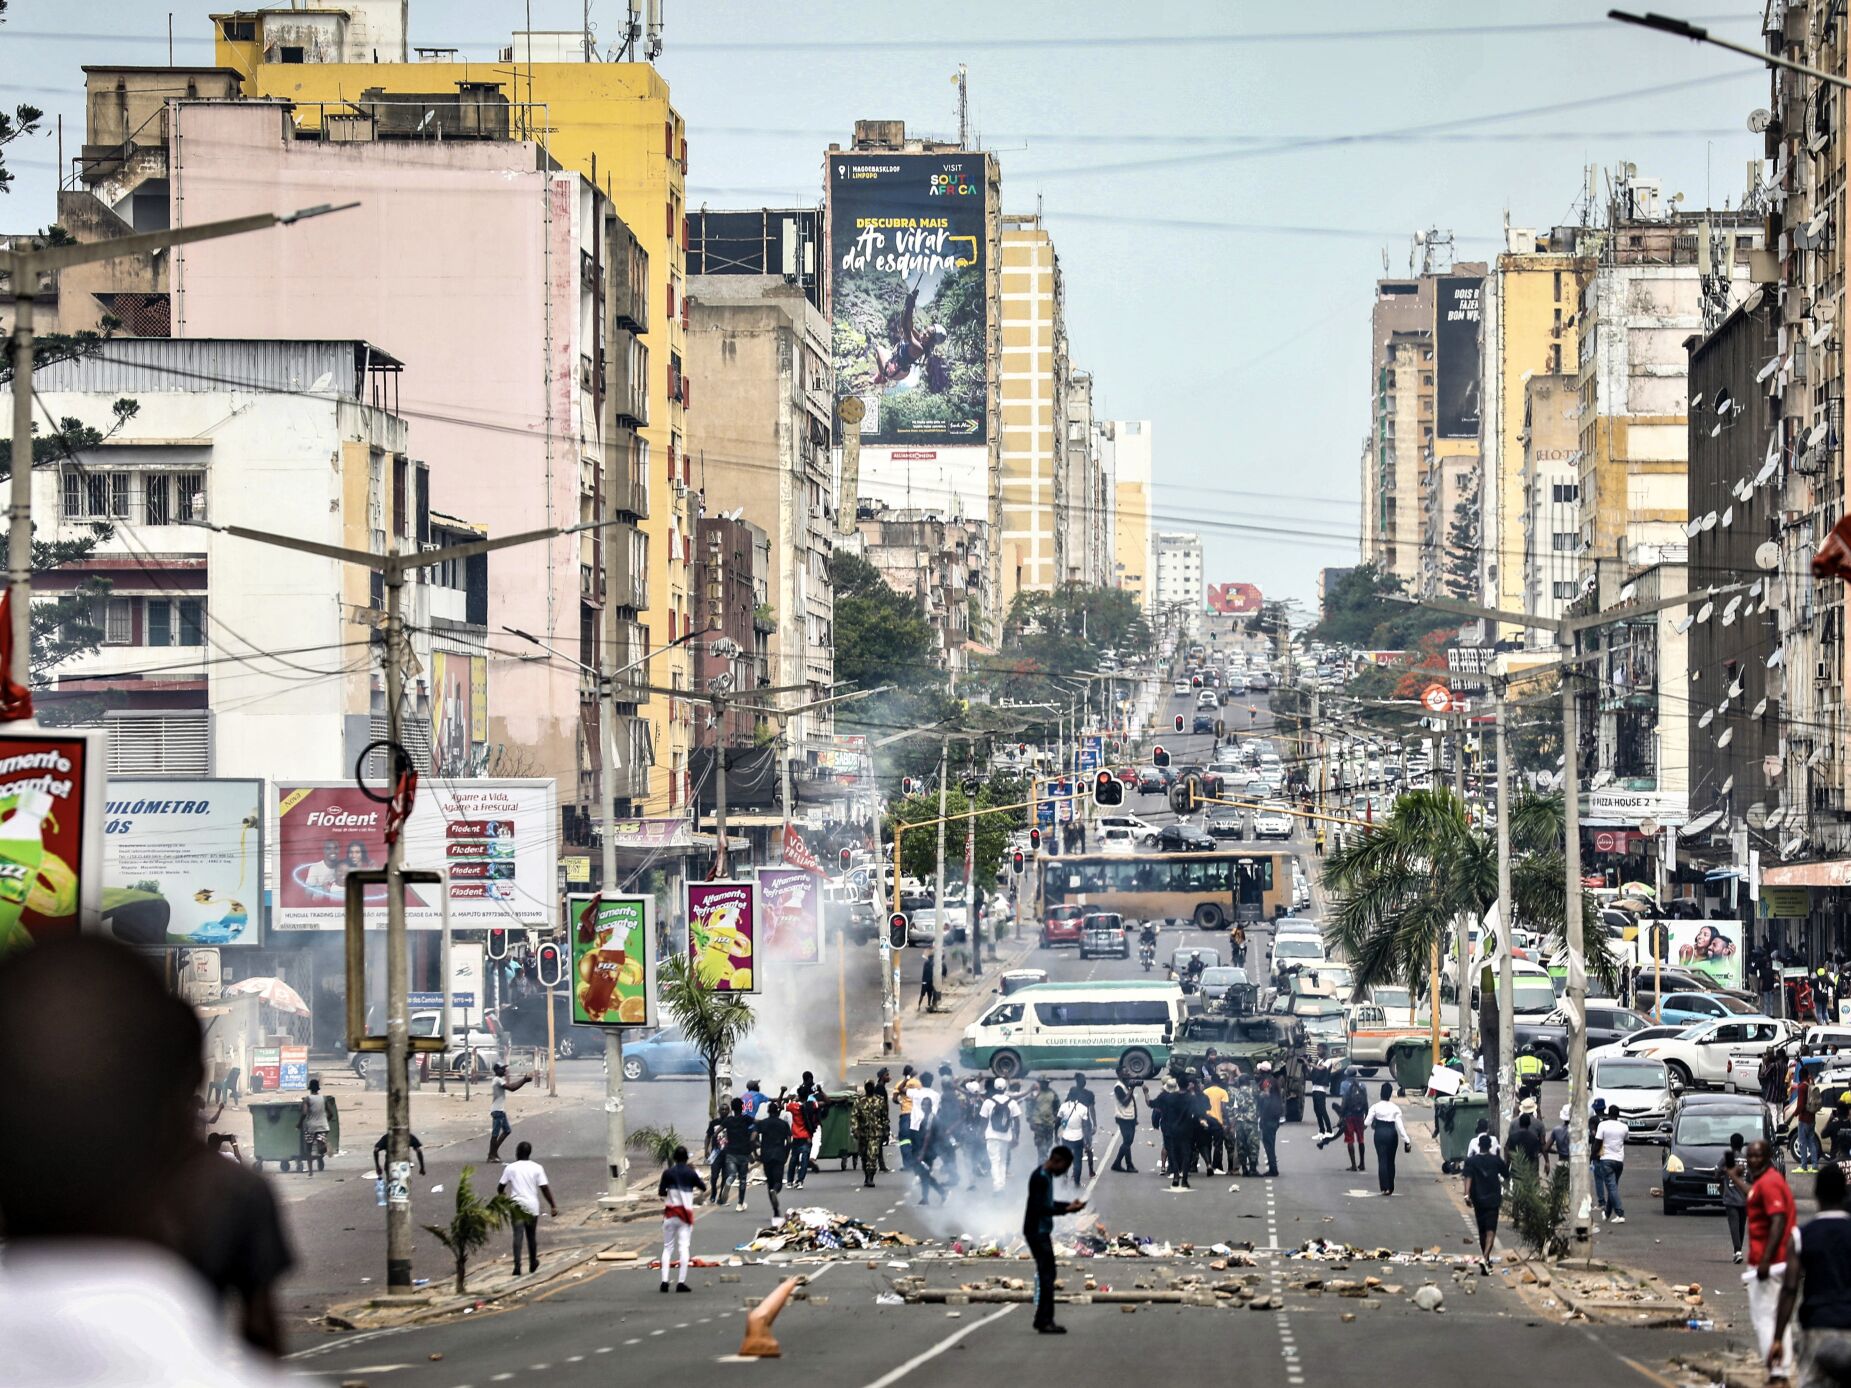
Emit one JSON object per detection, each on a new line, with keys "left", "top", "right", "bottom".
{"left": 1228, "top": 1072, "right": 1261, "bottom": 1177}
{"left": 852, "top": 1079, "right": 886, "bottom": 1187}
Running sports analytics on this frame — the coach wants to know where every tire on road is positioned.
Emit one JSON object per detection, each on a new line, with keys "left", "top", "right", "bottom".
{"left": 991, "top": 1049, "right": 1025, "bottom": 1080}
{"left": 1117, "top": 1048, "right": 1156, "bottom": 1083}
{"left": 622, "top": 1056, "right": 648, "bottom": 1082}
{"left": 1666, "top": 1059, "right": 1694, "bottom": 1089}
{"left": 1193, "top": 902, "right": 1227, "bottom": 931}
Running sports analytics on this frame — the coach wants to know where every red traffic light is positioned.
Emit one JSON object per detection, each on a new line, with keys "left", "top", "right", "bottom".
{"left": 1029, "top": 827, "right": 1042, "bottom": 851}
{"left": 1173, "top": 713, "right": 1184, "bottom": 732}
{"left": 1153, "top": 744, "right": 1170, "bottom": 768}
{"left": 486, "top": 926, "right": 509, "bottom": 961}
{"left": 887, "top": 913, "right": 909, "bottom": 950}
{"left": 1093, "top": 769, "right": 1124, "bottom": 807}
{"left": 535, "top": 940, "right": 564, "bottom": 987}
{"left": 839, "top": 847, "right": 853, "bottom": 872}
{"left": 1011, "top": 849, "right": 1026, "bottom": 874}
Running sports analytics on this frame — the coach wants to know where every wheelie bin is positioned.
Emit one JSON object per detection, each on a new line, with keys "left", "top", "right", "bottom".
{"left": 1387, "top": 1038, "right": 1436, "bottom": 1094}
{"left": 1434, "top": 1092, "right": 1489, "bottom": 1173}
{"left": 249, "top": 1096, "right": 340, "bottom": 1172}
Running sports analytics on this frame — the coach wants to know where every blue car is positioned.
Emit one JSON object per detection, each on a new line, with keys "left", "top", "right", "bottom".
{"left": 620, "top": 1027, "right": 706, "bottom": 1081}
{"left": 1656, "top": 991, "right": 1757, "bottom": 1028}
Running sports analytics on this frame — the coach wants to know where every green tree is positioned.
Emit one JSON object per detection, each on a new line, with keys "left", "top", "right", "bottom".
{"left": 829, "top": 548, "right": 935, "bottom": 693}
{"left": 1308, "top": 563, "right": 1457, "bottom": 650}
{"left": 423, "top": 1165, "right": 522, "bottom": 1294}
{"left": 881, "top": 781, "right": 1020, "bottom": 888}
{"left": 657, "top": 953, "right": 756, "bottom": 1118}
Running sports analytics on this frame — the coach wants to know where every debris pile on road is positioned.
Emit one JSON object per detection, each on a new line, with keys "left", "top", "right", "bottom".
{"left": 738, "top": 1207, "right": 921, "bottom": 1254}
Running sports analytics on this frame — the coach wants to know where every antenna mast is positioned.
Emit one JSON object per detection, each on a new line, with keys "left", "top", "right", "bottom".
{"left": 956, "top": 64, "right": 968, "bottom": 147}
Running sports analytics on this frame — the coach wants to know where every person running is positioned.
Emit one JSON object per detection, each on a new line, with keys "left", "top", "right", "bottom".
{"left": 717, "top": 1098, "right": 756, "bottom": 1210}
{"left": 1462, "top": 1133, "right": 1510, "bottom": 1274}
{"left": 981, "top": 1079, "right": 1022, "bottom": 1192}
{"left": 487, "top": 1063, "right": 533, "bottom": 1163}
{"left": 1367, "top": 1082, "right": 1412, "bottom": 1194}
{"left": 658, "top": 1145, "right": 705, "bottom": 1294}
{"left": 1770, "top": 1162, "right": 1851, "bottom": 1381}
{"left": 1024, "top": 1146, "right": 1087, "bottom": 1335}
{"left": 754, "top": 1100, "right": 791, "bottom": 1218}
{"left": 1308, "top": 1062, "right": 1333, "bottom": 1137}
{"left": 497, "top": 1141, "right": 558, "bottom": 1277}
{"left": 852, "top": 1081, "right": 885, "bottom": 1188}
{"left": 1592, "top": 1099, "right": 1630, "bottom": 1225}
{"left": 912, "top": 1073, "right": 951, "bottom": 1206}
{"left": 1110, "top": 1079, "right": 1141, "bottom": 1173}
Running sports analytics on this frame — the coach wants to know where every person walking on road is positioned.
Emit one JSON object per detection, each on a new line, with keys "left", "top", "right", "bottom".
{"left": 1336, "top": 1072, "right": 1369, "bottom": 1172}
{"left": 1308, "top": 1062, "right": 1333, "bottom": 1137}
{"left": 1770, "top": 1162, "right": 1851, "bottom": 1382}
{"left": 981, "top": 1079, "right": 1022, "bottom": 1192}
{"left": 497, "top": 1141, "right": 558, "bottom": 1277}
{"left": 1462, "top": 1133, "right": 1510, "bottom": 1274}
{"left": 487, "top": 1062, "right": 532, "bottom": 1163}
{"left": 1110, "top": 1079, "right": 1141, "bottom": 1173}
{"left": 1592, "top": 1099, "right": 1630, "bottom": 1225}
{"left": 754, "top": 1100, "right": 792, "bottom": 1218}
{"left": 717, "top": 1098, "right": 757, "bottom": 1210}
{"left": 1153, "top": 1075, "right": 1196, "bottom": 1189}
{"left": 1024, "top": 1146, "right": 1088, "bottom": 1335}
{"left": 912, "top": 1074, "right": 951, "bottom": 1206}
{"left": 1229, "top": 1072, "right": 1261, "bottom": 1177}
{"left": 1065, "top": 1075, "right": 1099, "bottom": 1177}
{"left": 1028, "top": 1078, "right": 1058, "bottom": 1161}
{"left": 658, "top": 1145, "right": 705, "bottom": 1294}
{"left": 786, "top": 1092, "right": 815, "bottom": 1190}
{"left": 1720, "top": 1132, "right": 1749, "bottom": 1264}
{"left": 1056, "top": 1088, "right": 1092, "bottom": 1185}
{"left": 1256, "top": 1072, "right": 1285, "bottom": 1177}
{"left": 892, "top": 1065, "right": 919, "bottom": 1171}
{"left": 1367, "top": 1082, "right": 1412, "bottom": 1195}
{"left": 872, "top": 1069, "right": 893, "bottom": 1172}
{"left": 1733, "top": 1137, "right": 1796, "bottom": 1373}
{"left": 297, "top": 1079, "right": 332, "bottom": 1174}
{"left": 853, "top": 1080, "right": 885, "bottom": 1188}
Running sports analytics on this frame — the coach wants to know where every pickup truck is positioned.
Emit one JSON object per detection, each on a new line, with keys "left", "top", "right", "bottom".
{"left": 1510, "top": 1002, "right": 1656, "bottom": 1078}
{"left": 1347, "top": 1002, "right": 1440, "bottom": 1068}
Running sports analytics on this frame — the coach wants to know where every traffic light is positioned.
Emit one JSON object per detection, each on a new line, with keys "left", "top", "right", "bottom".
{"left": 1011, "top": 849, "right": 1026, "bottom": 875}
{"left": 962, "top": 777, "right": 981, "bottom": 797}
{"left": 1029, "top": 826, "right": 1042, "bottom": 853}
{"left": 486, "top": 926, "right": 509, "bottom": 961}
{"left": 1173, "top": 713, "right": 1185, "bottom": 733}
{"left": 887, "top": 913, "right": 909, "bottom": 950}
{"left": 535, "top": 939, "right": 564, "bottom": 987}
{"left": 1153, "top": 745, "right": 1170, "bottom": 769}
{"left": 1192, "top": 674, "right": 1202, "bottom": 688}
{"left": 902, "top": 776, "right": 919, "bottom": 795}
{"left": 839, "top": 847, "right": 853, "bottom": 872}
{"left": 1095, "top": 769, "right": 1124, "bottom": 806}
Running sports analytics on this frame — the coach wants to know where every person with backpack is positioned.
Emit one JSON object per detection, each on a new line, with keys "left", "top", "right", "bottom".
{"left": 1027, "top": 1078, "right": 1059, "bottom": 1162}
{"left": 980, "top": 1079, "right": 1023, "bottom": 1192}
{"left": 1335, "top": 1072, "right": 1371, "bottom": 1171}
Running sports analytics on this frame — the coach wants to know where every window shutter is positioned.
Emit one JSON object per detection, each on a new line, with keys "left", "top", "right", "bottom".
{"left": 104, "top": 711, "right": 211, "bottom": 775}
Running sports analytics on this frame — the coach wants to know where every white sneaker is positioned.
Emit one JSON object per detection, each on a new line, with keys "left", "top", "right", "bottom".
{"left": 1612, "top": 1215, "right": 1626, "bottom": 1224}
{"left": 736, "top": 1201, "right": 746, "bottom": 1212}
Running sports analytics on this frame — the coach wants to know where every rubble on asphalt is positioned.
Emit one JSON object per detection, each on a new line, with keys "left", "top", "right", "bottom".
{"left": 737, "top": 1206, "right": 920, "bottom": 1254}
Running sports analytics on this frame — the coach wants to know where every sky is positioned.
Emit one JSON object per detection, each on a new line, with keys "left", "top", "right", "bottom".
{"left": 0, "top": 1, "right": 1768, "bottom": 608}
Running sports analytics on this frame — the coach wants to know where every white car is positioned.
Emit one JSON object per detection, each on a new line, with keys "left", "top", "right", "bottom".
{"left": 1097, "top": 812, "right": 1161, "bottom": 846}
{"left": 1253, "top": 801, "right": 1294, "bottom": 839}
{"left": 1635, "top": 1016, "right": 1796, "bottom": 1090}
{"left": 1172, "top": 681, "right": 1190, "bottom": 696}
{"left": 1098, "top": 825, "right": 1138, "bottom": 856}
{"left": 1589, "top": 1054, "right": 1675, "bottom": 1140}
{"left": 1270, "top": 933, "right": 1328, "bottom": 978}
{"left": 1585, "top": 1024, "right": 1689, "bottom": 1070}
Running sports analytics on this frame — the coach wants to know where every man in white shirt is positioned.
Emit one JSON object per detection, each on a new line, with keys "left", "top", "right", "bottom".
{"left": 1056, "top": 1094, "right": 1091, "bottom": 1189}
{"left": 980, "top": 1078, "right": 1023, "bottom": 1192}
{"left": 1592, "top": 1098, "right": 1631, "bottom": 1225}
{"left": 911, "top": 1073, "right": 950, "bottom": 1205}
{"left": 499, "top": 1141, "right": 559, "bottom": 1275}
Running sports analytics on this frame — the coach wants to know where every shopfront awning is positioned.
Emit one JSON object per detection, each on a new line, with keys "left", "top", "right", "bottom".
{"left": 1762, "top": 859, "right": 1851, "bottom": 888}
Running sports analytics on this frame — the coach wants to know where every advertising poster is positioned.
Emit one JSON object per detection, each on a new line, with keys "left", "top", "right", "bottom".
{"left": 0, "top": 727, "right": 105, "bottom": 955}
{"left": 1436, "top": 275, "right": 1483, "bottom": 438}
{"left": 432, "top": 652, "right": 486, "bottom": 777}
{"left": 686, "top": 880, "right": 758, "bottom": 993}
{"left": 829, "top": 152, "right": 988, "bottom": 446}
{"left": 278, "top": 1044, "right": 308, "bottom": 1091}
{"left": 1669, "top": 919, "right": 1743, "bottom": 990}
{"left": 274, "top": 780, "right": 557, "bottom": 929}
{"left": 250, "top": 1046, "right": 280, "bottom": 1092}
{"left": 758, "top": 867, "right": 821, "bottom": 965}
{"left": 568, "top": 893, "right": 653, "bottom": 1027}
{"left": 101, "top": 778, "right": 263, "bottom": 947}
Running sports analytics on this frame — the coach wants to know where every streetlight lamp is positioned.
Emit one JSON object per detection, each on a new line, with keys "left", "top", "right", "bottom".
{"left": 1608, "top": 10, "right": 1851, "bottom": 89}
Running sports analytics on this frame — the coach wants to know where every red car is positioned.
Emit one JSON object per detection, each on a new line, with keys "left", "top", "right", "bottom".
{"left": 1115, "top": 767, "right": 1139, "bottom": 786}
{"left": 1041, "top": 904, "right": 1085, "bottom": 949}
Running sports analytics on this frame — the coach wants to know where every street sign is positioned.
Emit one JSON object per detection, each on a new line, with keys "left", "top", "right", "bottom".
{"left": 1420, "top": 683, "right": 1452, "bottom": 714}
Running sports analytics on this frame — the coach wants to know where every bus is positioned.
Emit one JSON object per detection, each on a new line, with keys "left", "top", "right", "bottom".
{"left": 959, "top": 980, "right": 1188, "bottom": 1080}
{"left": 1035, "top": 850, "right": 1293, "bottom": 932}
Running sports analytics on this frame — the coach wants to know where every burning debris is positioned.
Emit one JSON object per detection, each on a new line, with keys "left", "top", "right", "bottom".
{"left": 738, "top": 1207, "right": 921, "bottom": 1254}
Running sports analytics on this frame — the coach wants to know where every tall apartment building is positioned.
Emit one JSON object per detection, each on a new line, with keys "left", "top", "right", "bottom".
{"left": 1478, "top": 227, "right": 1593, "bottom": 617}
{"left": 1363, "top": 275, "right": 1434, "bottom": 588}
{"left": 1518, "top": 374, "right": 1583, "bottom": 635}
{"left": 683, "top": 265, "right": 836, "bottom": 759}
{"left": 851, "top": 505, "right": 993, "bottom": 677}
{"left": 1153, "top": 532, "right": 1204, "bottom": 637}
{"left": 1100, "top": 420, "right": 1153, "bottom": 610}
{"left": 999, "top": 215, "right": 1068, "bottom": 604}
{"left": 1064, "top": 369, "right": 1106, "bottom": 588}
{"left": 160, "top": 96, "right": 652, "bottom": 843}
{"left": 205, "top": 3, "right": 697, "bottom": 816}
{"left": 692, "top": 514, "right": 773, "bottom": 749}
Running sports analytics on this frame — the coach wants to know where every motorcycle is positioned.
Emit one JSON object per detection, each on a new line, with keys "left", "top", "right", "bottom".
{"left": 1139, "top": 940, "right": 1156, "bottom": 971}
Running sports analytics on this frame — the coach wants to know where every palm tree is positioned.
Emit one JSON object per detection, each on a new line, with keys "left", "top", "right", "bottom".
{"left": 657, "top": 953, "right": 755, "bottom": 1118}
{"left": 1323, "top": 787, "right": 1610, "bottom": 1121}
{"left": 423, "top": 1165, "right": 521, "bottom": 1294}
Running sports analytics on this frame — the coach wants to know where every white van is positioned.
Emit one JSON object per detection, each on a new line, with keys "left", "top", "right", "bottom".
{"left": 957, "top": 980, "right": 1186, "bottom": 1082}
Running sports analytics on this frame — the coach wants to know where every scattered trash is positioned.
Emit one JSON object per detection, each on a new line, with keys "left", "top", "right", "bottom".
{"left": 412, "top": 1278, "right": 430, "bottom": 1288}
{"left": 876, "top": 1292, "right": 905, "bottom": 1306}
{"left": 1686, "top": 1318, "right": 1715, "bottom": 1331}
{"left": 739, "top": 1207, "right": 918, "bottom": 1254}
{"left": 1412, "top": 1285, "right": 1444, "bottom": 1312}
{"left": 430, "top": 1185, "right": 444, "bottom": 1194}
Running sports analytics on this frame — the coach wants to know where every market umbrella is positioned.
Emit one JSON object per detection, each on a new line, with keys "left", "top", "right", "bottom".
{"left": 222, "top": 976, "right": 310, "bottom": 1017}
{"left": 1619, "top": 882, "right": 1657, "bottom": 900}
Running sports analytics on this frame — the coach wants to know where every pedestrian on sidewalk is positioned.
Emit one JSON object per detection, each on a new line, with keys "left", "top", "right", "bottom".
{"left": 1592, "top": 1099, "right": 1629, "bottom": 1225}
{"left": 917, "top": 948, "right": 940, "bottom": 1013}
{"left": 1462, "top": 1133, "right": 1509, "bottom": 1274}
{"left": 1543, "top": 1104, "right": 1571, "bottom": 1176}
{"left": 497, "top": 1141, "right": 558, "bottom": 1278}
{"left": 1028, "top": 1077, "right": 1058, "bottom": 1161}
{"left": 487, "top": 1063, "right": 533, "bottom": 1163}
{"left": 1770, "top": 1161, "right": 1851, "bottom": 1382}
{"left": 1733, "top": 1137, "right": 1796, "bottom": 1373}
{"left": 852, "top": 1081, "right": 885, "bottom": 1187}
{"left": 912, "top": 1073, "right": 951, "bottom": 1206}
{"left": 1367, "top": 1082, "right": 1412, "bottom": 1195}
{"left": 717, "top": 1098, "right": 756, "bottom": 1210}
{"left": 1110, "top": 1079, "right": 1141, "bottom": 1173}
{"left": 658, "top": 1145, "right": 705, "bottom": 1294}
{"left": 980, "top": 1078, "right": 1022, "bottom": 1192}
{"left": 755, "top": 1099, "right": 792, "bottom": 1218}
{"left": 1719, "top": 1132, "right": 1749, "bottom": 1264}
{"left": 1024, "top": 1146, "right": 1088, "bottom": 1335}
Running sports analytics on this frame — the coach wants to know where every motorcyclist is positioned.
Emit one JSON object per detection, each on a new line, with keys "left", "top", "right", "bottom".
{"left": 1514, "top": 1043, "right": 1546, "bottom": 1104}
{"left": 1182, "top": 954, "right": 1207, "bottom": 992}
{"left": 1138, "top": 920, "right": 1158, "bottom": 971}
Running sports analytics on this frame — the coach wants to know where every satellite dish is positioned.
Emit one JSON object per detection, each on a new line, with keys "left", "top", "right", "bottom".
{"left": 1721, "top": 775, "right": 1736, "bottom": 796}
{"left": 1753, "top": 697, "right": 1769, "bottom": 720}
{"left": 1697, "top": 601, "right": 1715, "bottom": 623}
{"left": 1718, "top": 727, "right": 1735, "bottom": 748}
{"left": 1747, "top": 803, "right": 1769, "bottom": 830}
{"left": 1749, "top": 108, "right": 1773, "bottom": 132}
{"left": 1675, "top": 614, "right": 1696, "bottom": 635}
{"left": 1698, "top": 708, "right": 1715, "bottom": 729}
{"left": 1639, "top": 816, "right": 1660, "bottom": 837}
{"left": 1702, "top": 510, "right": 1720, "bottom": 531}
{"left": 1685, "top": 517, "right": 1706, "bottom": 538}
{"left": 1756, "top": 541, "right": 1781, "bottom": 570}
{"left": 1767, "top": 805, "right": 1787, "bottom": 829}
{"left": 1620, "top": 581, "right": 1638, "bottom": 603}
{"left": 1784, "top": 836, "right": 1805, "bottom": 858}
{"left": 1682, "top": 808, "right": 1725, "bottom": 838}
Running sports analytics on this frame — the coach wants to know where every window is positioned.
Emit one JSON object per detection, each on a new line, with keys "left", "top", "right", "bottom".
{"left": 221, "top": 18, "right": 255, "bottom": 41}
{"left": 102, "top": 598, "right": 131, "bottom": 645}
{"left": 1551, "top": 483, "right": 1579, "bottom": 504}
{"left": 1552, "top": 532, "right": 1576, "bottom": 551}
{"left": 980, "top": 1002, "right": 1023, "bottom": 1027}
{"left": 279, "top": 45, "right": 304, "bottom": 63}
{"left": 1553, "top": 581, "right": 1577, "bottom": 599}
{"left": 145, "top": 597, "right": 204, "bottom": 647}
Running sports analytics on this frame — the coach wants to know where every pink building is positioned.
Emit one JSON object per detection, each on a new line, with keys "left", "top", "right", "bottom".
{"left": 166, "top": 97, "right": 651, "bottom": 825}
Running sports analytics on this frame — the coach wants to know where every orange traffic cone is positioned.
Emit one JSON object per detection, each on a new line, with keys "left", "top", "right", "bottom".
{"left": 738, "top": 1275, "right": 802, "bottom": 1358}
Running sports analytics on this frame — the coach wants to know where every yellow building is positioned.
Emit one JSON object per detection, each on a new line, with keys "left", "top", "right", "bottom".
{"left": 999, "top": 216, "right": 1066, "bottom": 605}
{"left": 1101, "top": 420, "right": 1153, "bottom": 611}
{"left": 211, "top": 10, "right": 696, "bottom": 815}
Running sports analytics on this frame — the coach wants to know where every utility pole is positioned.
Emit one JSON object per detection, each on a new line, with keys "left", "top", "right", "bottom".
{"left": 1493, "top": 683, "right": 1516, "bottom": 1139}
{"left": 1452, "top": 710, "right": 1472, "bottom": 1092}
{"left": 932, "top": 737, "right": 949, "bottom": 993}
{"left": 4, "top": 204, "right": 351, "bottom": 692}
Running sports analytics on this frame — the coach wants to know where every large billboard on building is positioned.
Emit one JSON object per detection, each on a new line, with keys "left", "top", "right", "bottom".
{"left": 101, "top": 778, "right": 264, "bottom": 947}
{"left": 1436, "top": 275, "right": 1483, "bottom": 438}
{"left": 273, "top": 779, "right": 557, "bottom": 929}
{"left": 829, "top": 152, "right": 988, "bottom": 447}
{"left": 431, "top": 651, "right": 487, "bottom": 776}
{"left": 1206, "top": 582, "right": 1263, "bottom": 615}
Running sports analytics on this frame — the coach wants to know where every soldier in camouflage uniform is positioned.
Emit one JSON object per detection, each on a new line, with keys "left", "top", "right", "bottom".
{"left": 1228, "top": 1072, "right": 1261, "bottom": 1177}
{"left": 852, "top": 1079, "right": 885, "bottom": 1187}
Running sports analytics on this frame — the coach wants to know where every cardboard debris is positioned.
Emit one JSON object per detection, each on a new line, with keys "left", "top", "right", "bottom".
{"left": 739, "top": 1207, "right": 919, "bottom": 1254}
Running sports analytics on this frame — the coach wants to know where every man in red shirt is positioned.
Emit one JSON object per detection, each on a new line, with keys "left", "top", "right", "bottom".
{"left": 1733, "top": 1139, "right": 1797, "bottom": 1375}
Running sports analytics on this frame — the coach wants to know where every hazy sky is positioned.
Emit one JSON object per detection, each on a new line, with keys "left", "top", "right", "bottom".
{"left": 2, "top": 1, "right": 1766, "bottom": 606}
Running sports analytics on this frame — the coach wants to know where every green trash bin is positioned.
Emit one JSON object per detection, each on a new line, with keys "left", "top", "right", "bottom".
{"left": 1435, "top": 1093, "right": 1490, "bottom": 1171}
{"left": 816, "top": 1089, "right": 861, "bottom": 1168}
{"left": 249, "top": 1096, "right": 341, "bottom": 1172}
{"left": 1386, "top": 1038, "right": 1435, "bottom": 1094}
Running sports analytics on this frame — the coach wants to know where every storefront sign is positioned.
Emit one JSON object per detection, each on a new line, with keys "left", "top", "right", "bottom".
{"left": 250, "top": 1046, "right": 280, "bottom": 1092}
{"left": 687, "top": 880, "right": 758, "bottom": 993}
{"left": 1582, "top": 788, "right": 1688, "bottom": 827}
{"left": 278, "top": 1044, "right": 308, "bottom": 1091}
{"left": 1762, "top": 886, "right": 1811, "bottom": 919}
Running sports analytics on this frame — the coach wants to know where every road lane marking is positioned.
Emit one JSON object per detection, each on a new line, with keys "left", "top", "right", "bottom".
{"left": 855, "top": 1305, "right": 1018, "bottom": 1388}
{"left": 624, "top": 1337, "right": 641, "bottom": 1345}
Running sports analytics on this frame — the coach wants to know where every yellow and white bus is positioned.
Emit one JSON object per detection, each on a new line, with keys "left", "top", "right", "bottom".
{"left": 1035, "top": 850, "right": 1293, "bottom": 933}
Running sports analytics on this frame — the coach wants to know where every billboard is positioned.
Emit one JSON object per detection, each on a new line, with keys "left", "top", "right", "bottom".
{"left": 1624, "top": 919, "right": 1743, "bottom": 991}
{"left": 757, "top": 867, "right": 821, "bottom": 965}
{"left": 829, "top": 152, "right": 988, "bottom": 447}
{"left": 0, "top": 728, "right": 105, "bottom": 954}
{"left": 1436, "top": 275, "right": 1483, "bottom": 438}
{"left": 432, "top": 652, "right": 488, "bottom": 777}
{"left": 686, "top": 879, "right": 758, "bottom": 993}
{"left": 273, "top": 779, "right": 557, "bottom": 929}
{"left": 1206, "top": 582, "right": 1263, "bottom": 616}
{"left": 101, "top": 778, "right": 264, "bottom": 947}
{"left": 568, "top": 893, "right": 654, "bottom": 1027}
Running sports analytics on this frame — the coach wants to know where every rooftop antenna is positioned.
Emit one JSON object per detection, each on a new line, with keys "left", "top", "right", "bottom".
{"left": 583, "top": 0, "right": 595, "bottom": 60}
{"left": 955, "top": 63, "right": 969, "bottom": 147}
{"left": 645, "top": 0, "right": 664, "bottom": 60}
{"left": 620, "top": 0, "right": 641, "bottom": 58}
